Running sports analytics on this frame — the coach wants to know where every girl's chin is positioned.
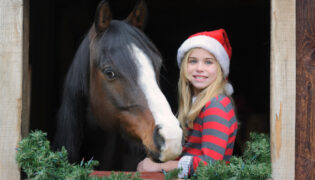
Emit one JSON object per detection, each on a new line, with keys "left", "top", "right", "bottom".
{"left": 192, "top": 84, "right": 208, "bottom": 90}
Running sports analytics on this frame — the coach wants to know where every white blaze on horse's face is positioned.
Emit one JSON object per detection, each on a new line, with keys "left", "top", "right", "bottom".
{"left": 130, "top": 44, "right": 183, "bottom": 161}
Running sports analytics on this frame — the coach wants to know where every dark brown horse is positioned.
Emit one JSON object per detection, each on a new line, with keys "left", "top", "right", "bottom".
{"left": 53, "top": 0, "right": 183, "bottom": 171}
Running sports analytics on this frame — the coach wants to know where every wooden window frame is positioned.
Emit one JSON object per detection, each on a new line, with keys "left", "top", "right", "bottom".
{"left": 2, "top": 0, "right": 315, "bottom": 179}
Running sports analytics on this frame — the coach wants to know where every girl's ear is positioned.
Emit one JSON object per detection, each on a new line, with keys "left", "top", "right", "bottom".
{"left": 125, "top": 0, "right": 147, "bottom": 30}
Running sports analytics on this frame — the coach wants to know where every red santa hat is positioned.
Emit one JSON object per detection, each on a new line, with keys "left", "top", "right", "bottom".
{"left": 177, "top": 29, "right": 234, "bottom": 95}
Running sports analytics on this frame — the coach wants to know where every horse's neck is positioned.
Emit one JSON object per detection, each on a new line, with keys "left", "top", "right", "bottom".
{"left": 83, "top": 107, "right": 146, "bottom": 170}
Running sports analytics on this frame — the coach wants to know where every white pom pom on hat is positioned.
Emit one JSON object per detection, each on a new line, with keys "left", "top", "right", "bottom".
{"left": 224, "top": 82, "right": 234, "bottom": 96}
{"left": 177, "top": 28, "right": 234, "bottom": 95}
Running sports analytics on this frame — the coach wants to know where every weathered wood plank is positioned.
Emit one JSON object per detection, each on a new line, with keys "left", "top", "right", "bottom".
{"left": 0, "top": 0, "right": 29, "bottom": 179}
{"left": 90, "top": 171, "right": 165, "bottom": 180}
{"left": 296, "top": 0, "right": 315, "bottom": 179}
{"left": 270, "top": 0, "right": 296, "bottom": 179}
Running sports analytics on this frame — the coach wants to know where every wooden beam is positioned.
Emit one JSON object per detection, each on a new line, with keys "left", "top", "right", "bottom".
{"left": 91, "top": 171, "right": 165, "bottom": 179}
{"left": 296, "top": 0, "right": 315, "bottom": 179}
{"left": 270, "top": 0, "right": 296, "bottom": 179}
{"left": 0, "top": 0, "right": 30, "bottom": 179}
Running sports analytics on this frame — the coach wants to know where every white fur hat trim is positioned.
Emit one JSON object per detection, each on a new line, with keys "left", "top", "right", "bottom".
{"left": 177, "top": 35, "right": 230, "bottom": 77}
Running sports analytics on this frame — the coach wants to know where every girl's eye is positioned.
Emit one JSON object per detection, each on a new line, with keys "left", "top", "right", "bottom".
{"left": 102, "top": 67, "right": 116, "bottom": 80}
{"left": 188, "top": 59, "right": 197, "bottom": 64}
{"left": 205, "top": 60, "right": 213, "bottom": 64}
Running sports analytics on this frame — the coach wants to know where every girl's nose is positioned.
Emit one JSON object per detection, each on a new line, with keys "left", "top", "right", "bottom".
{"left": 196, "top": 62, "right": 204, "bottom": 71}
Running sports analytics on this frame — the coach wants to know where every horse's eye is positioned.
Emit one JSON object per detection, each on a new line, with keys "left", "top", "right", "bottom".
{"left": 103, "top": 67, "right": 116, "bottom": 80}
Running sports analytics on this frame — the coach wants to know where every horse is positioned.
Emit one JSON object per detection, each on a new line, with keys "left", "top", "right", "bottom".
{"left": 53, "top": 0, "right": 183, "bottom": 171}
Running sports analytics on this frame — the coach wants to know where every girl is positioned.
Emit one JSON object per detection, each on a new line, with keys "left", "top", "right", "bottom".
{"left": 137, "top": 29, "right": 238, "bottom": 178}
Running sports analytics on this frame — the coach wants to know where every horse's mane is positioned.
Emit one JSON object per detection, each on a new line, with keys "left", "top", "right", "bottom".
{"left": 53, "top": 34, "right": 90, "bottom": 161}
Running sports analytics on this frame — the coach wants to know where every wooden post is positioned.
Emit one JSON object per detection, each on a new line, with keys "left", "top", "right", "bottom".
{"left": 296, "top": 0, "right": 315, "bottom": 179}
{"left": 0, "top": 0, "right": 30, "bottom": 179}
{"left": 270, "top": 0, "right": 296, "bottom": 179}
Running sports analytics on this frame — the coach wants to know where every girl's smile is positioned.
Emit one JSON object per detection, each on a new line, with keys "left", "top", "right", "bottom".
{"left": 193, "top": 75, "right": 208, "bottom": 81}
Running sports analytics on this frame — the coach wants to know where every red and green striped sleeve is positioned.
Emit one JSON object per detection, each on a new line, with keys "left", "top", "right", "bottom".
{"left": 182, "top": 94, "right": 238, "bottom": 175}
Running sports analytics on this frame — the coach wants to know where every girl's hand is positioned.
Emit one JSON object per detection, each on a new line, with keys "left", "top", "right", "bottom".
{"left": 137, "top": 157, "right": 161, "bottom": 172}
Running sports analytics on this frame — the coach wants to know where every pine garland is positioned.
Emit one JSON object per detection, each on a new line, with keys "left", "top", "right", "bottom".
{"left": 16, "top": 130, "right": 141, "bottom": 180}
{"left": 165, "top": 132, "right": 272, "bottom": 180}
{"left": 16, "top": 131, "right": 271, "bottom": 180}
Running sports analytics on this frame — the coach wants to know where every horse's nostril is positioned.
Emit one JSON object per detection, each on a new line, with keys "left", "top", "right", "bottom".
{"left": 153, "top": 125, "right": 165, "bottom": 151}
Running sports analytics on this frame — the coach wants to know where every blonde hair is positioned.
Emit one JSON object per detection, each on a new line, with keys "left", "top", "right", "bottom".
{"left": 177, "top": 48, "right": 227, "bottom": 136}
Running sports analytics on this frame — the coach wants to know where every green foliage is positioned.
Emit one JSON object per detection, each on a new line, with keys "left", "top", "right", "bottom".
{"left": 16, "top": 130, "right": 141, "bottom": 180}
{"left": 16, "top": 130, "right": 271, "bottom": 180}
{"left": 162, "top": 168, "right": 181, "bottom": 180}
{"left": 190, "top": 132, "right": 272, "bottom": 180}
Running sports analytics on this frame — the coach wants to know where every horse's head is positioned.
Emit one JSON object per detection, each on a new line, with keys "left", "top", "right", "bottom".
{"left": 87, "top": 0, "right": 183, "bottom": 162}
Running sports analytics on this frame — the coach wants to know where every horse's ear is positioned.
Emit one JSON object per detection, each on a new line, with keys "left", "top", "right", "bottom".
{"left": 94, "top": 0, "right": 112, "bottom": 34}
{"left": 125, "top": 0, "right": 147, "bottom": 30}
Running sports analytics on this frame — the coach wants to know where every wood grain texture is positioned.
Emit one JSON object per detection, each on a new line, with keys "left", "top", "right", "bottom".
{"left": 270, "top": 0, "right": 296, "bottom": 179}
{"left": 91, "top": 171, "right": 165, "bottom": 180}
{"left": 0, "top": 0, "right": 28, "bottom": 179}
{"left": 296, "top": 0, "right": 315, "bottom": 179}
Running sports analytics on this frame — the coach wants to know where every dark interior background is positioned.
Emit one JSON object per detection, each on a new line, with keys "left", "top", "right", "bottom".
{"left": 29, "top": 0, "right": 270, "bottom": 155}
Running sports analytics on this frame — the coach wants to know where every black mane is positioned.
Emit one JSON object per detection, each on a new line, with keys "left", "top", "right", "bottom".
{"left": 53, "top": 34, "right": 90, "bottom": 161}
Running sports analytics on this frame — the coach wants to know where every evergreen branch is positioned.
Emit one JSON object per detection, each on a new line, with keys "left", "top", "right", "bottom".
{"left": 16, "top": 130, "right": 271, "bottom": 180}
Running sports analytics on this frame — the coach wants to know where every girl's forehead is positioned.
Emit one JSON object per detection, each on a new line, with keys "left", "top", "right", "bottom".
{"left": 189, "top": 48, "right": 215, "bottom": 57}
{"left": 188, "top": 49, "right": 217, "bottom": 62}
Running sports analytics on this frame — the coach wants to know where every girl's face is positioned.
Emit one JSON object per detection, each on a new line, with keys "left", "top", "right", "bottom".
{"left": 186, "top": 48, "right": 218, "bottom": 95}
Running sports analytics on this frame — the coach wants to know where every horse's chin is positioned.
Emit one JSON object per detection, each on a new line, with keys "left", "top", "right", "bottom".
{"left": 146, "top": 146, "right": 182, "bottom": 162}
{"left": 146, "top": 150, "right": 162, "bottom": 163}
{"left": 160, "top": 149, "right": 182, "bottom": 162}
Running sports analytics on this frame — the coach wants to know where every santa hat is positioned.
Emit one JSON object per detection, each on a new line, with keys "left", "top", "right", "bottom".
{"left": 177, "top": 29, "right": 234, "bottom": 95}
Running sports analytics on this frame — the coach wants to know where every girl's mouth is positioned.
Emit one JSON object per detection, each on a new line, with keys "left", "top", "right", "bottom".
{"left": 193, "top": 75, "right": 207, "bottom": 81}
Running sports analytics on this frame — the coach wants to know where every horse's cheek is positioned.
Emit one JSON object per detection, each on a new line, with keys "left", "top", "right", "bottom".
{"left": 118, "top": 110, "right": 157, "bottom": 152}
{"left": 89, "top": 71, "right": 116, "bottom": 128}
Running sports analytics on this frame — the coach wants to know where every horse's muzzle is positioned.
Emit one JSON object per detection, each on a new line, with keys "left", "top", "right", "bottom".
{"left": 151, "top": 123, "right": 183, "bottom": 162}
{"left": 153, "top": 125, "right": 165, "bottom": 152}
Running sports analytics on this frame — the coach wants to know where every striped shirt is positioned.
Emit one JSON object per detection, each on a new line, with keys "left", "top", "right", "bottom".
{"left": 178, "top": 94, "right": 238, "bottom": 177}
